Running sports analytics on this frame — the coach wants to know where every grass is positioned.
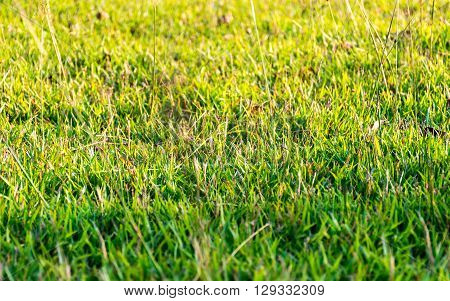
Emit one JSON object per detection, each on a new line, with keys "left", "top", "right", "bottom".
{"left": 0, "top": 0, "right": 448, "bottom": 280}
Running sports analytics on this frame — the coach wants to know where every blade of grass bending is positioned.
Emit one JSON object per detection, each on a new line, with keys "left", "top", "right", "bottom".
{"left": 250, "top": 0, "right": 272, "bottom": 108}
{"left": 225, "top": 223, "right": 271, "bottom": 265}
{"left": 6, "top": 145, "right": 48, "bottom": 207}
{"left": 43, "top": 0, "right": 67, "bottom": 81}
{"left": 150, "top": 1, "right": 157, "bottom": 116}
{"left": 14, "top": 2, "right": 47, "bottom": 57}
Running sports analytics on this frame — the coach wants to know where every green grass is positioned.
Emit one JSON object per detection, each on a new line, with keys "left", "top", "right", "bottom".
{"left": 0, "top": 0, "right": 448, "bottom": 280}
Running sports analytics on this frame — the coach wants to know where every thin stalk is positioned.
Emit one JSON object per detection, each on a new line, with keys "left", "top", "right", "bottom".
{"left": 43, "top": 0, "right": 66, "bottom": 81}
{"left": 151, "top": 2, "right": 157, "bottom": 116}
{"left": 250, "top": 0, "right": 272, "bottom": 108}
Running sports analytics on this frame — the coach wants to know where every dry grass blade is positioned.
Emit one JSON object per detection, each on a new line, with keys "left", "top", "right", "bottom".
{"left": 225, "top": 223, "right": 271, "bottom": 265}
{"left": 151, "top": 2, "right": 157, "bottom": 115}
{"left": 43, "top": 0, "right": 66, "bottom": 80}
{"left": 15, "top": 2, "right": 47, "bottom": 57}
{"left": 5, "top": 145, "right": 48, "bottom": 207}
{"left": 419, "top": 214, "right": 435, "bottom": 266}
{"left": 249, "top": 0, "right": 272, "bottom": 109}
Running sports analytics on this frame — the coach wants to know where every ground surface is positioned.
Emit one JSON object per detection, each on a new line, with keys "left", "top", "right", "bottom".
{"left": 0, "top": 0, "right": 448, "bottom": 280}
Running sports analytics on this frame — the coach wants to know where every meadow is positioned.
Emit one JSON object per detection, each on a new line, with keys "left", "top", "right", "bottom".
{"left": 0, "top": 0, "right": 448, "bottom": 280}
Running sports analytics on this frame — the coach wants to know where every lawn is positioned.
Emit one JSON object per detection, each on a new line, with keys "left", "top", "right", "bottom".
{"left": 0, "top": 0, "right": 448, "bottom": 280}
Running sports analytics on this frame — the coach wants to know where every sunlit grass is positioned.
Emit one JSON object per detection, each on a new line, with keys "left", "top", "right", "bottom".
{"left": 0, "top": 0, "right": 448, "bottom": 280}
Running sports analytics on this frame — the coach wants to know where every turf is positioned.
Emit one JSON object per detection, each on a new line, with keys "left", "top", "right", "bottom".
{"left": 0, "top": 0, "right": 448, "bottom": 280}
